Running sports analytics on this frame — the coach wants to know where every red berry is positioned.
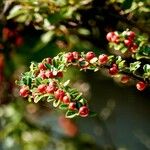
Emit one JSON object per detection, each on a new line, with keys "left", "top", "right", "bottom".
{"left": 111, "top": 34, "right": 119, "bottom": 43}
{"left": 38, "top": 84, "right": 46, "bottom": 93}
{"left": 54, "top": 89, "right": 65, "bottom": 100}
{"left": 127, "top": 31, "right": 135, "bottom": 39}
{"left": 109, "top": 66, "right": 118, "bottom": 75}
{"left": 56, "top": 71, "right": 63, "bottom": 78}
{"left": 38, "top": 70, "right": 46, "bottom": 79}
{"left": 2, "top": 27, "right": 13, "bottom": 40}
{"left": 46, "top": 85, "right": 55, "bottom": 94}
{"left": 62, "top": 95, "right": 70, "bottom": 104}
{"left": 79, "top": 106, "right": 89, "bottom": 117}
{"left": 72, "top": 51, "right": 80, "bottom": 60}
{"left": 45, "top": 70, "right": 54, "bottom": 78}
{"left": 15, "top": 36, "right": 24, "bottom": 47}
{"left": 66, "top": 52, "right": 74, "bottom": 62}
{"left": 98, "top": 54, "right": 108, "bottom": 64}
{"left": 121, "top": 75, "right": 129, "bottom": 84}
{"left": 85, "top": 51, "right": 95, "bottom": 61}
{"left": 38, "top": 63, "right": 46, "bottom": 70}
{"left": 129, "top": 43, "right": 138, "bottom": 53}
{"left": 106, "top": 32, "right": 115, "bottom": 42}
{"left": 124, "top": 39, "right": 132, "bottom": 47}
{"left": 68, "top": 102, "right": 76, "bottom": 110}
{"left": 19, "top": 86, "right": 29, "bottom": 97}
{"left": 106, "top": 32, "right": 119, "bottom": 43}
{"left": 136, "top": 81, "right": 146, "bottom": 91}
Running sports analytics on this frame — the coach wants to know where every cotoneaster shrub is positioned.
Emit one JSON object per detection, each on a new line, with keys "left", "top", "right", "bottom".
{"left": 17, "top": 30, "right": 150, "bottom": 118}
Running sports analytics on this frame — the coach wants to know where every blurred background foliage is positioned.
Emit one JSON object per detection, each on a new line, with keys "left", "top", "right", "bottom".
{"left": 0, "top": 0, "right": 150, "bottom": 150}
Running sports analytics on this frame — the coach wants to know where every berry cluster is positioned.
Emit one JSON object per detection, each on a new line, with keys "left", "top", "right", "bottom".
{"left": 18, "top": 54, "right": 93, "bottom": 118}
{"left": 106, "top": 30, "right": 139, "bottom": 53}
{"left": 18, "top": 49, "right": 149, "bottom": 119}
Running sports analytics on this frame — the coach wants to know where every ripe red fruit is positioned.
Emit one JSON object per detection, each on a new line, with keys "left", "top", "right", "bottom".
{"left": 121, "top": 75, "right": 129, "bottom": 84}
{"left": 54, "top": 89, "right": 65, "bottom": 100}
{"left": 98, "top": 54, "right": 108, "bottom": 64}
{"left": 85, "top": 51, "right": 95, "bottom": 61}
{"left": 106, "top": 32, "right": 119, "bottom": 43}
{"left": 38, "top": 70, "right": 46, "bottom": 79}
{"left": 129, "top": 43, "right": 138, "bottom": 53}
{"left": 124, "top": 39, "right": 132, "bottom": 47}
{"left": 106, "top": 32, "right": 115, "bottom": 42}
{"left": 68, "top": 102, "right": 76, "bottom": 110}
{"left": 56, "top": 71, "right": 63, "bottom": 78}
{"left": 79, "top": 106, "right": 89, "bottom": 117}
{"left": 19, "top": 86, "right": 29, "bottom": 97}
{"left": 109, "top": 65, "right": 118, "bottom": 75}
{"left": 136, "top": 81, "right": 146, "bottom": 91}
{"left": 46, "top": 85, "right": 55, "bottom": 94}
{"left": 66, "top": 52, "right": 74, "bottom": 62}
{"left": 2, "top": 27, "right": 13, "bottom": 40}
{"left": 127, "top": 31, "right": 135, "bottom": 39}
{"left": 45, "top": 70, "right": 54, "bottom": 78}
{"left": 72, "top": 51, "right": 80, "bottom": 60}
{"left": 38, "top": 84, "right": 46, "bottom": 93}
{"left": 38, "top": 63, "right": 46, "bottom": 70}
{"left": 62, "top": 95, "right": 70, "bottom": 104}
{"left": 15, "top": 36, "right": 24, "bottom": 47}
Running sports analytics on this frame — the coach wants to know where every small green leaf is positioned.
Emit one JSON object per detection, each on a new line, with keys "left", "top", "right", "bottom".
{"left": 47, "top": 95, "right": 54, "bottom": 102}
{"left": 59, "top": 104, "right": 68, "bottom": 110}
{"left": 34, "top": 94, "right": 49, "bottom": 103}
{"left": 130, "top": 61, "right": 141, "bottom": 72}
{"left": 63, "top": 80, "right": 70, "bottom": 87}
{"left": 45, "top": 63, "right": 51, "bottom": 70}
{"left": 65, "top": 110, "right": 78, "bottom": 118}
{"left": 143, "top": 64, "right": 150, "bottom": 73}
{"left": 74, "top": 93, "right": 82, "bottom": 101}
{"left": 35, "top": 77, "right": 42, "bottom": 85}
{"left": 53, "top": 100, "right": 60, "bottom": 107}
{"left": 79, "top": 99, "right": 87, "bottom": 105}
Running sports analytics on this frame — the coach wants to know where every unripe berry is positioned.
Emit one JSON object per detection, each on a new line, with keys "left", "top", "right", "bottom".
{"left": 121, "top": 75, "right": 129, "bottom": 84}
{"left": 79, "top": 106, "right": 89, "bottom": 117}
{"left": 38, "top": 84, "right": 46, "bottom": 93}
{"left": 62, "top": 95, "right": 70, "bottom": 104}
{"left": 38, "top": 63, "right": 46, "bottom": 70}
{"left": 54, "top": 89, "right": 65, "bottom": 100}
{"left": 109, "top": 65, "right": 118, "bottom": 75}
{"left": 19, "top": 86, "right": 29, "bottom": 97}
{"left": 66, "top": 52, "right": 74, "bottom": 62}
{"left": 85, "top": 51, "right": 95, "bottom": 61}
{"left": 68, "top": 102, "right": 76, "bottom": 110}
{"left": 124, "top": 39, "right": 132, "bottom": 47}
{"left": 136, "top": 81, "right": 146, "bottom": 91}
{"left": 98, "top": 54, "right": 108, "bottom": 64}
